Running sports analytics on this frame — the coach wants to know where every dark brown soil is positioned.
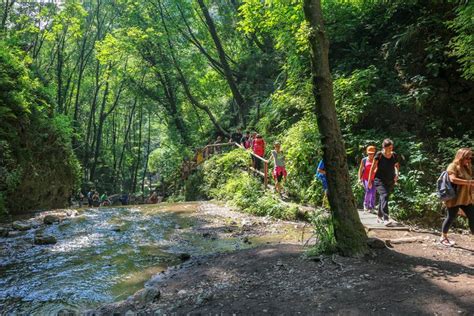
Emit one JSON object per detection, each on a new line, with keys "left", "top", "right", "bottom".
{"left": 99, "top": 229, "right": 474, "bottom": 315}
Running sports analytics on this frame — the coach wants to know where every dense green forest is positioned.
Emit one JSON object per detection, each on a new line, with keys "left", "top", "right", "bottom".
{"left": 1, "top": 0, "right": 473, "bottom": 226}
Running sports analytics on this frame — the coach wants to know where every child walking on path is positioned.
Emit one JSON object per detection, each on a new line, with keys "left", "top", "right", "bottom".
{"left": 440, "top": 148, "right": 474, "bottom": 246}
{"left": 271, "top": 142, "right": 287, "bottom": 195}
{"left": 358, "top": 146, "right": 377, "bottom": 213}
{"left": 368, "top": 139, "right": 400, "bottom": 226}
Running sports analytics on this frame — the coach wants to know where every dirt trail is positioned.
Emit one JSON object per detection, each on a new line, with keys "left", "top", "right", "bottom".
{"left": 98, "top": 203, "right": 474, "bottom": 315}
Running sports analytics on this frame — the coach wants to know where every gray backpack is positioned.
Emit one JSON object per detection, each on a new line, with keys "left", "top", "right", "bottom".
{"left": 436, "top": 171, "right": 456, "bottom": 201}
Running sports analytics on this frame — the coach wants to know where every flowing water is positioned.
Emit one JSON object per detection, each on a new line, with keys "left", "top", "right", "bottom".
{"left": 0, "top": 203, "right": 281, "bottom": 315}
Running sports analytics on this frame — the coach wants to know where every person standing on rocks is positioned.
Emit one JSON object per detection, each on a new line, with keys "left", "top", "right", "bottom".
{"left": 440, "top": 148, "right": 474, "bottom": 246}
{"left": 92, "top": 191, "right": 100, "bottom": 207}
{"left": 368, "top": 139, "right": 400, "bottom": 226}
{"left": 87, "top": 189, "right": 94, "bottom": 207}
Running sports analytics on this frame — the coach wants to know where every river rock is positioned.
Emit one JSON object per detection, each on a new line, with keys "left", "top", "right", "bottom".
{"left": 136, "top": 287, "right": 161, "bottom": 306}
{"left": 57, "top": 309, "right": 78, "bottom": 316}
{"left": 178, "top": 253, "right": 191, "bottom": 261}
{"left": 367, "top": 237, "right": 386, "bottom": 249}
{"left": 12, "top": 220, "right": 32, "bottom": 231}
{"left": 34, "top": 234, "right": 57, "bottom": 245}
{"left": 110, "top": 224, "right": 124, "bottom": 232}
{"left": 44, "top": 215, "right": 61, "bottom": 225}
{"left": 0, "top": 227, "right": 9, "bottom": 237}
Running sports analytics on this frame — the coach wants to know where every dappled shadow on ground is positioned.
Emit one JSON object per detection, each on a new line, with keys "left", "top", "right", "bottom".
{"left": 98, "top": 230, "right": 474, "bottom": 315}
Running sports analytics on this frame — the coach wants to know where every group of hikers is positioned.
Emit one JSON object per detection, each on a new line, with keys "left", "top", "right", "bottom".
{"left": 203, "top": 132, "right": 473, "bottom": 246}
{"left": 315, "top": 139, "right": 473, "bottom": 246}
{"left": 80, "top": 190, "right": 161, "bottom": 207}
{"left": 85, "top": 190, "right": 114, "bottom": 207}
{"left": 231, "top": 128, "right": 287, "bottom": 195}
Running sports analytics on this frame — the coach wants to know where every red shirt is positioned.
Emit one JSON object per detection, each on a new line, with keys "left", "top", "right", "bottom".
{"left": 362, "top": 157, "right": 374, "bottom": 181}
{"left": 253, "top": 138, "right": 265, "bottom": 157}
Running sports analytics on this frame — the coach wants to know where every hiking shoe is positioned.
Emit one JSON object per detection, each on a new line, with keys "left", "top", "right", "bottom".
{"left": 439, "top": 237, "right": 455, "bottom": 247}
{"left": 377, "top": 217, "right": 383, "bottom": 224}
{"left": 384, "top": 220, "right": 394, "bottom": 227}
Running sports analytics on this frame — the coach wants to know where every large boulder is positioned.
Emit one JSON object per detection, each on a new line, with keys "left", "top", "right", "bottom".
{"left": 12, "top": 220, "right": 32, "bottom": 231}
{"left": 43, "top": 214, "right": 61, "bottom": 225}
{"left": 34, "top": 234, "right": 57, "bottom": 245}
{"left": 136, "top": 287, "right": 161, "bottom": 306}
{"left": 0, "top": 227, "right": 9, "bottom": 237}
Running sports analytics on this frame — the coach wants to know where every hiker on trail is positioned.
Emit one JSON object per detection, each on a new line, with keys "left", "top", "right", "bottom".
{"left": 316, "top": 159, "right": 328, "bottom": 195}
{"left": 147, "top": 191, "right": 159, "bottom": 204}
{"left": 368, "top": 139, "right": 400, "bottom": 226}
{"left": 229, "top": 128, "right": 243, "bottom": 144}
{"left": 358, "top": 145, "right": 377, "bottom": 213}
{"left": 440, "top": 148, "right": 474, "bottom": 246}
{"left": 252, "top": 134, "right": 266, "bottom": 170}
{"left": 271, "top": 142, "right": 287, "bottom": 195}
{"left": 249, "top": 131, "right": 257, "bottom": 149}
{"left": 92, "top": 192, "right": 100, "bottom": 207}
{"left": 87, "top": 189, "right": 94, "bottom": 207}
{"left": 241, "top": 131, "right": 251, "bottom": 149}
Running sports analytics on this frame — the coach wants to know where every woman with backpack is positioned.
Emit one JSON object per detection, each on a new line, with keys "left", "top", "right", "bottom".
{"left": 440, "top": 148, "right": 474, "bottom": 246}
{"left": 358, "top": 145, "right": 377, "bottom": 213}
{"left": 368, "top": 139, "right": 400, "bottom": 226}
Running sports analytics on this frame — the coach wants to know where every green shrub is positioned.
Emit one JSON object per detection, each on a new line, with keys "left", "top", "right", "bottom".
{"left": 281, "top": 116, "right": 321, "bottom": 203}
{"left": 194, "top": 149, "right": 299, "bottom": 220}
{"left": 307, "top": 208, "right": 337, "bottom": 255}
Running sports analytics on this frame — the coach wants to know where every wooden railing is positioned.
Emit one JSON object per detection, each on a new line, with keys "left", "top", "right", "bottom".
{"left": 182, "top": 141, "right": 270, "bottom": 189}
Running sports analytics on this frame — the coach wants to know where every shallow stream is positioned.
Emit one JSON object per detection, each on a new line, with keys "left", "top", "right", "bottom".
{"left": 0, "top": 203, "right": 301, "bottom": 314}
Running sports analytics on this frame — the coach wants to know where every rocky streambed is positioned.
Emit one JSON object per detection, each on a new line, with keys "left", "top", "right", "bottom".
{"left": 0, "top": 202, "right": 308, "bottom": 315}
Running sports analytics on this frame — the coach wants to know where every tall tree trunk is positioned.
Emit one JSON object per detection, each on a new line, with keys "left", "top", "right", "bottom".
{"left": 141, "top": 111, "right": 151, "bottom": 194}
{"left": 83, "top": 61, "right": 102, "bottom": 181}
{"left": 131, "top": 104, "right": 143, "bottom": 193}
{"left": 72, "top": 33, "right": 94, "bottom": 150}
{"left": 303, "top": 0, "right": 367, "bottom": 256}
{"left": 115, "top": 95, "right": 138, "bottom": 188}
{"left": 197, "top": 0, "right": 246, "bottom": 126}
{"left": 89, "top": 80, "right": 110, "bottom": 181}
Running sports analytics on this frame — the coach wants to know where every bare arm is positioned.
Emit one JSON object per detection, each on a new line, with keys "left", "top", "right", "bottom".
{"left": 448, "top": 174, "right": 474, "bottom": 186}
{"left": 394, "top": 162, "right": 400, "bottom": 182}
{"left": 358, "top": 159, "right": 364, "bottom": 181}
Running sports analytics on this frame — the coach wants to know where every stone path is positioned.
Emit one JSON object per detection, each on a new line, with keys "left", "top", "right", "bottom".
{"left": 357, "top": 209, "right": 408, "bottom": 231}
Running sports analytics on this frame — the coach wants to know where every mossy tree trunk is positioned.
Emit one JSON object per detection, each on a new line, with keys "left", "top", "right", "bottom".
{"left": 303, "top": 0, "right": 368, "bottom": 256}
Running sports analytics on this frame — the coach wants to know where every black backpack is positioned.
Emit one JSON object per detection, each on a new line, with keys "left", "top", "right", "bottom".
{"left": 436, "top": 171, "right": 457, "bottom": 201}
